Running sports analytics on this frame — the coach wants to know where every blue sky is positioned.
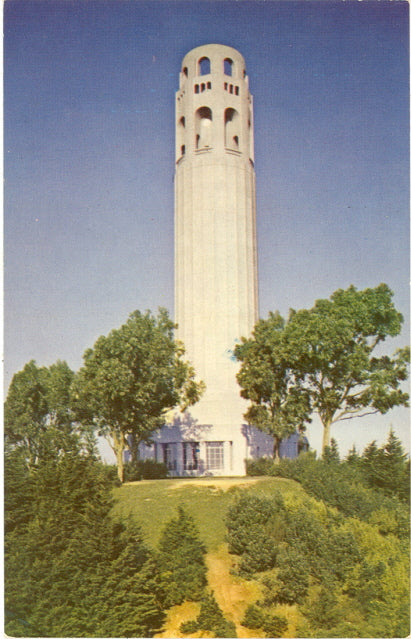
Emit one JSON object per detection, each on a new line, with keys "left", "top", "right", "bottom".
{"left": 5, "top": 0, "right": 409, "bottom": 458}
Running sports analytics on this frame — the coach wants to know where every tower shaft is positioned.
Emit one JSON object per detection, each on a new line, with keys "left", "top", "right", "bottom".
{"left": 175, "top": 44, "right": 258, "bottom": 434}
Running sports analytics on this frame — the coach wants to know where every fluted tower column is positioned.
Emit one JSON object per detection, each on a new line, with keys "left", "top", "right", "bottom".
{"left": 174, "top": 44, "right": 258, "bottom": 473}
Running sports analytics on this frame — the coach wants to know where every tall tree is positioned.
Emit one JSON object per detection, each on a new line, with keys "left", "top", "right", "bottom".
{"left": 72, "top": 308, "right": 204, "bottom": 482}
{"left": 158, "top": 506, "right": 207, "bottom": 606}
{"left": 361, "top": 429, "right": 409, "bottom": 499}
{"left": 283, "top": 284, "right": 409, "bottom": 453}
{"left": 4, "top": 359, "right": 85, "bottom": 467}
{"left": 234, "top": 311, "right": 311, "bottom": 460}
{"left": 5, "top": 432, "right": 165, "bottom": 637}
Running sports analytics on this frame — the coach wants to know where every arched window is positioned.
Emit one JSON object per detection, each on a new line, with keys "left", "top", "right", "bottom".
{"left": 224, "top": 108, "right": 240, "bottom": 150}
{"left": 195, "top": 106, "right": 213, "bottom": 149}
{"left": 183, "top": 67, "right": 188, "bottom": 77}
{"left": 224, "top": 58, "right": 233, "bottom": 76}
{"left": 199, "top": 57, "right": 210, "bottom": 75}
{"left": 177, "top": 116, "right": 186, "bottom": 159}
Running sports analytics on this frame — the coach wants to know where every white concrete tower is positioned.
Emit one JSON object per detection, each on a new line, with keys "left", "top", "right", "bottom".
{"left": 174, "top": 44, "right": 259, "bottom": 475}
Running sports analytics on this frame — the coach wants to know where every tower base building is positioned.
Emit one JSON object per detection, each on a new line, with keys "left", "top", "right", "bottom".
{"left": 137, "top": 44, "right": 298, "bottom": 476}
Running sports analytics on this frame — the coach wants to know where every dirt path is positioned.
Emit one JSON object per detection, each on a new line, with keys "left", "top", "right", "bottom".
{"left": 205, "top": 545, "right": 265, "bottom": 638}
{"left": 168, "top": 477, "right": 272, "bottom": 491}
{"left": 155, "top": 546, "right": 264, "bottom": 638}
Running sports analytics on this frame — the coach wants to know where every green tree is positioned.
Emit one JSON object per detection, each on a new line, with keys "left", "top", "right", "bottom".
{"left": 345, "top": 444, "right": 361, "bottom": 466}
{"left": 275, "top": 546, "right": 310, "bottom": 604}
{"left": 226, "top": 494, "right": 285, "bottom": 574}
{"left": 323, "top": 437, "right": 340, "bottom": 464}
{"left": 72, "top": 308, "right": 204, "bottom": 481}
{"left": 186, "top": 591, "right": 237, "bottom": 638}
{"left": 283, "top": 284, "right": 409, "bottom": 453}
{"left": 5, "top": 432, "right": 165, "bottom": 637}
{"left": 5, "top": 359, "right": 81, "bottom": 466}
{"left": 262, "top": 614, "right": 288, "bottom": 638}
{"left": 361, "top": 429, "right": 410, "bottom": 500}
{"left": 235, "top": 311, "right": 311, "bottom": 459}
{"left": 242, "top": 604, "right": 267, "bottom": 629}
{"left": 242, "top": 604, "right": 287, "bottom": 639}
{"left": 158, "top": 506, "right": 207, "bottom": 606}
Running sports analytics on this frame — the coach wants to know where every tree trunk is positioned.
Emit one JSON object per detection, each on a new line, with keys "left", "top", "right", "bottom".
{"left": 273, "top": 436, "right": 281, "bottom": 464}
{"left": 322, "top": 419, "right": 332, "bottom": 456}
{"left": 130, "top": 436, "right": 140, "bottom": 465}
{"left": 112, "top": 432, "right": 125, "bottom": 483}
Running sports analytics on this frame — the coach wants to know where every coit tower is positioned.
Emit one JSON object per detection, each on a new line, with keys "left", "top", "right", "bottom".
{"left": 174, "top": 44, "right": 259, "bottom": 475}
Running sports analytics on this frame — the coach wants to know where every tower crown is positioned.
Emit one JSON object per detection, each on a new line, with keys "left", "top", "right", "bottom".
{"left": 179, "top": 44, "right": 247, "bottom": 86}
{"left": 175, "top": 44, "right": 254, "bottom": 164}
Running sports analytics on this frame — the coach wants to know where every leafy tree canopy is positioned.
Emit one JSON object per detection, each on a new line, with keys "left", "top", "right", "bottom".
{"left": 234, "top": 311, "right": 311, "bottom": 459}
{"left": 285, "top": 284, "right": 409, "bottom": 451}
{"left": 4, "top": 359, "right": 92, "bottom": 467}
{"left": 72, "top": 308, "right": 204, "bottom": 481}
{"left": 236, "top": 284, "right": 409, "bottom": 455}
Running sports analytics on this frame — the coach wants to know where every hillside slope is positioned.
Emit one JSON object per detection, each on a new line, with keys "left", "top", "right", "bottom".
{"left": 112, "top": 476, "right": 305, "bottom": 638}
{"left": 112, "top": 476, "right": 304, "bottom": 550}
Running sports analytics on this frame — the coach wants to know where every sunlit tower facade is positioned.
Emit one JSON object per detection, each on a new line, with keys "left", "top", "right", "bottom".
{"left": 141, "top": 44, "right": 273, "bottom": 475}
{"left": 174, "top": 44, "right": 260, "bottom": 475}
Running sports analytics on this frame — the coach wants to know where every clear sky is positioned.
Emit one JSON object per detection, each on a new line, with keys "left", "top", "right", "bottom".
{"left": 4, "top": 0, "right": 410, "bottom": 459}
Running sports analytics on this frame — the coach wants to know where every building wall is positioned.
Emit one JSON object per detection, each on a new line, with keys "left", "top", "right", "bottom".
{"left": 140, "top": 44, "right": 274, "bottom": 476}
{"left": 174, "top": 45, "right": 258, "bottom": 434}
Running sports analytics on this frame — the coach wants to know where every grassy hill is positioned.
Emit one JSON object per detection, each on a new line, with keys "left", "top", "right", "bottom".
{"left": 112, "top": 476, "right": 305, "bottom": 550}
{"left": 111, "top": 473, "right": 409, "bottom": 638}
{"left": 112, "top": 476, "right": 305, "bottom": 638}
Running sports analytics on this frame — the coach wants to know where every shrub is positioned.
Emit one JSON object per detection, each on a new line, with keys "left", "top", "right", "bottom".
{"left": 123, "top": 461, "right": 142, "bottom": 482}
{"left": 195, "top": 592, "right": 237, "bottom": 638}
{"left": 247, "top": 451, "right": 410, "bottom": 535}
{"left": 226, "top": 493, "right": 285, "bottom": 574}
{"left": 246, "top": 457, "right": 276, "bottom": 476}
{"left": 139, "top": 459, "right": 168, "bottom": 479}
{"left": 215, "top": 619, "right": 237, "bottom": 638}
{"left": 124, "top": 459, "right": 168, "bottom": 482}
{"left": 180, "top": 620, "right": 199, "bottom": 634}
{"left": 242, "top": 604, "right": 266, "bottom": 629}
{"left": 100, "top": 463, "right": 123, "bottom": 486}
{"left": 5, "top": 449, "right": 165, "bottom": 637}
{"left": 262, "top": 614, "right": 288, "bottom": 638}
{"left": 242, "top": 605, "right": 287, "bottom": 638}
{"left": 275, "top": 547, "right": 310, "bottom": 604}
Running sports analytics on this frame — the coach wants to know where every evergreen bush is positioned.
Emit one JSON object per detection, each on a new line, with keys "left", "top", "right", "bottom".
{"left": 5, "top": 444, "right": 165, "bottom": 637}
{"left": 241, "top": 603, "right": 266, "bottom": 629}
{"left": 274, "top": 546, "right": 310, "bottom": 604}
{"left": 245, "top": 439, "right": 410, "bottom": 535}
{"left": 182, "top": 591, "right": 237, "bottom": 638}
{"left": 225, "top": 475, "right": 410, "bottom": 639}
{"left": 158, "top": 506, "right": 207, "bottom": 606}
{"left": 242, "top": 604, "right": 287, "bottom": 638}
{"left": 179, "top": 619, "right": 199, "bottom": 634}
{"left": 226, "top": 493, "right": 284, "bottom": 574}
{"left": 262, "top": 613, "right": 288, "bottom": 638}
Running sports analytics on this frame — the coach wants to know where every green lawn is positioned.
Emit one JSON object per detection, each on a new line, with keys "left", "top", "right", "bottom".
{"left": 112, "top": 476, "right": 304, "bottom": 550}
